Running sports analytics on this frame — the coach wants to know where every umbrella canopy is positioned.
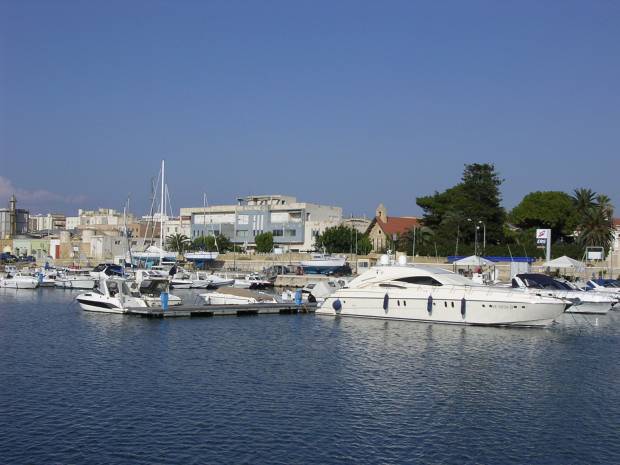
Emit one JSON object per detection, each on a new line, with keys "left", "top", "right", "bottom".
{"left": 544, "top": 255, "right": 585, "bottom": 271}
{"left": 453, "top": 255, "right": 494, "bottom": 266}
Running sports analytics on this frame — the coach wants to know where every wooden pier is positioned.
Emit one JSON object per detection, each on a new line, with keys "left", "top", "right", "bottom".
{"left": 125, "top": 302, "right": 317, "bottom": 318}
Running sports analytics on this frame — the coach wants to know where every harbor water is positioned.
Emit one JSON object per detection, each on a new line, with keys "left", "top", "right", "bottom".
{"left": 1, "top": 288, "right": 619, "bottom": 464}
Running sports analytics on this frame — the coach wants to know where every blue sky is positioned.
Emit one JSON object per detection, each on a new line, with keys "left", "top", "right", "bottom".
{"left": 1, "top": 0, "right": 618, "bottom": 217}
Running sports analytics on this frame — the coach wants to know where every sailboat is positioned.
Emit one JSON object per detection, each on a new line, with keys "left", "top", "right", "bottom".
{"left": 186, "top": 193, "right": 219, "bottom": 262}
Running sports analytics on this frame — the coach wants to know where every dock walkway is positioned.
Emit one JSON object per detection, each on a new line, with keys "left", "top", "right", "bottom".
{"left": 125, "top": 302, "right": 317, "bottom": 318}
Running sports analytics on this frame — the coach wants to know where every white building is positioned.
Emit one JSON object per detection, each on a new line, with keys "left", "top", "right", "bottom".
{"left": 181, "top": 195, "right": 342, "bottom": 252}
{"left": 65, "top": 208, "right": 134, "bottom": 230}
{"left": 29, "top": 213, "right": 66, "bottom": 232}
{"left": 141, "top": 213, "right": 191, "bottom": 239}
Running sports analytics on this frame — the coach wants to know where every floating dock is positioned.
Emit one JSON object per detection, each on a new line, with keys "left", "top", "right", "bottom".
{"left": 125, "top": 302, "right": 317, "bottom": 318}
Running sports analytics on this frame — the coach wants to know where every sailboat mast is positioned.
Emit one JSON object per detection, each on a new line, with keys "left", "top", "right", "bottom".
{"left": 160, "top": 160, "right": 165, "bottom": 261}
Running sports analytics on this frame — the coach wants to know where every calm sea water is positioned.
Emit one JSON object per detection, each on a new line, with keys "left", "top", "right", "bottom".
{"left": 1, "top": 288, "right": 619, "bottom": 465}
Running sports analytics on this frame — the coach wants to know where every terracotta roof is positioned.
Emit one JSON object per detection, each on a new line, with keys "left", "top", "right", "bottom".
{"left": 613, "top": 218, "right": 620, "bottom": 228}
{"left": 376, "top": 216, "right": 420, "bottom": 235}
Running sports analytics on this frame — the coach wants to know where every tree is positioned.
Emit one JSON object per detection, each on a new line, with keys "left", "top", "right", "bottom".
{"left": 166, "top": 233, "right": 190, "bottom": 254}
{"left": 192, "top": 234, "right": 234, "bottom": 253}
{"left": 215, "top": 234, "right": 233, "bottom": 253}
{"left": 315, "top": 225, "right": 373, "bottom": 254}
{"left": 570, "top": 189, "right": 615, "bottom": 252}
{"left": 509, "top": 191, "right": 579, "bottom": 240}
{"left": 397, "top": 226, "right": 435, "bottom": 256}
{"left": 416, "top": 163, "right": 505, "bottom": 255}
{"left": 577, "top": 205, "right": 614, "bottom": 250}
{"left": 356, "top": 235, "right": 373, "bottom": 255}
{"left": 192, "top": 235, "right": 218, "bottom": 252}
{"left": 254, "top": 232, "right": 274, "bottom": 253}
{"left": 572, "top": 188, "right": 596, "bottom": 218}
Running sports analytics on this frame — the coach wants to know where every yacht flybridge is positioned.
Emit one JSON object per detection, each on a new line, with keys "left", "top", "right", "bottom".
{"left": 317, "top": 264, "right": 569, "bottom": 326}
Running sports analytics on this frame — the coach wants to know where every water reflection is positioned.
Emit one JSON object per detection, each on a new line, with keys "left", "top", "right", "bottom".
{"left": 0, "top": 291, "right": 619, "bottom": 465}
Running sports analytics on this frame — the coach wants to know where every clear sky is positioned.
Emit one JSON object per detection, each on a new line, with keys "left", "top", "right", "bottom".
{"left": 1, "top": 0, "right": 618, "bottom": 217}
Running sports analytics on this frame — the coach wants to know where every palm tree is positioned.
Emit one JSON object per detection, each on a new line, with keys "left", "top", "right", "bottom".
{"left": 577, "top": 206, "right": 614, "bottom": 250}
{"left": 572, "top": 188, "right": 596, "bottom": 218}
{"left": 166, "top": 233, "right": 190, "bottom": 254}
{"left": 595, "top": 194, "right": 614, "bottom": 219}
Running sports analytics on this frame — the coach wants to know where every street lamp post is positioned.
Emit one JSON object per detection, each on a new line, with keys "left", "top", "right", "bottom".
{"left": 468, "top": 218, "right": 486, "bottom": 256}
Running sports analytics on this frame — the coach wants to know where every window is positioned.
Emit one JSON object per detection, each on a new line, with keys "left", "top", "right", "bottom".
{"left": 285, "top": 229, "right": 296, "bottom": 237}
{"left": 395, "top": 276, "right": 442, "bottom": 286}
{"left": 272, "top": 229, "right": 283, "bottom": 237}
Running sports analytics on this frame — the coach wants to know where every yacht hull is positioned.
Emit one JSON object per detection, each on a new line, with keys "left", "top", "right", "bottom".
{"left": 0, "top": 278, "right": 39, "bottom": 289}
{"left": 565, "top": 301, "right": 610, "bottom": 314}
{"left": 318, "top": 291, "right": 566, "bottom": 327}
{"left": 77, "top": 298, "right": 126, "bottom": 313}
{"left": 55, "top": 279, "right": 96, "bottom": 289}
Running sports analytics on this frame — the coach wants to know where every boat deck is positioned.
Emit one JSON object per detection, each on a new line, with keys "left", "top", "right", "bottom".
{"left": 125, "top": 302, "right": 317, "bottom": 318}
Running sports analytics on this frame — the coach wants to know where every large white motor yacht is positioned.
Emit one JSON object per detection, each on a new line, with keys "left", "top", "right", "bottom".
{"left": 512, "top": 274, "right": 615, "bottom": 314}
{"left": 76, "top": 278, "right": 148, "bottom": 313}
{"left": 317, "top": 264, "right": 568, "bottom": 326}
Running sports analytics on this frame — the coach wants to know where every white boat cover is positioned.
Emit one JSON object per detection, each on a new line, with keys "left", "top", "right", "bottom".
{"left": 544, "top": 255, "right": 585, "bottom": 271}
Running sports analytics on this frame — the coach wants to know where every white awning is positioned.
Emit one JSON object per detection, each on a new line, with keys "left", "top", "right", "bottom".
{"left": 544, "top": 255, "right": 585, "bottom": 271}
{"left": 453, "top": 255, "right": 494, "bottom": 266}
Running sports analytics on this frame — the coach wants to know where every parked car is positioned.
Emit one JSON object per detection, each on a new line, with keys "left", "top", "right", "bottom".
{"left": 0, "top": 252, "right": 18, "bottom": 263}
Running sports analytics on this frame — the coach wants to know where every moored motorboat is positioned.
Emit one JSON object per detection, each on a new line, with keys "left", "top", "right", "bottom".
{"left": 76, "top": 278, "right": 147, "bottom": 313}
{"left": 512, "top": 274, "right": 614, "bottom": 314}
{"left": 129, "top": 270, "right": 182, "bottom": 307}
{"left": 0, "top": 271, "right": 39, "bottom": 289}
{"left": 317, "top": 263, "right": 568, "bottom": 327}
{"left": 55, "top": 268, "right": 97, "bottom": 289}
{"left": 300, "top": 253, "right": 347, "bottom": 275}
{"left": 200, "top": 287, "right": 277, "bottom": 305}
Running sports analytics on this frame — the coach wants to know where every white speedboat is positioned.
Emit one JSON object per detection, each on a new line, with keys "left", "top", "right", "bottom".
{"left": 77, "top": 278, "right": 148, "bottom": 313}
{"left": 200, "top": 287, "right": 277, "bottom": 305}
{"left": 300, "top": 253, "right": 347, "bottom": 275}
{"left": 55, "top": 268, "right": 97, "bottom": 289}
{"left": 585, "top": 279, "right": 620, "bottom": 302}
{"left": 231, "top": 273, "right": 273, "bottom": 289}
{"left": 134, "top": 276, "right": 183, "bottom": 307}
{"left": 129, "top": 270, "right": 182, "bottom": 307}
{"left": 90, "top": 263, "right": 125, "bottom": 280}
{"left": 0, "top": 271, "right": 39, "bottom": 289}
{"left": 301, "top": 278, "right": 350, "bottom": 303}
{"left": 317, "top": 264, "right": 568, "bottom": 327}
{"left": 512, "top": 274, "right": 614, "bottom": 314}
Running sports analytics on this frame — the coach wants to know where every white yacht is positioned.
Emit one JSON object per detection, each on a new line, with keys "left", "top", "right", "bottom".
{"left": 0, "top": 271, "right": 39, "bottom": 289}
{"left": 76, "top": 278, "right": 148, "bottom": 313}
{"left": 130, "top": 270, "right": 182, "bottom": 307}
{"left": 200, "top": 288, "right": 277, "bottom": 305}
{"left": 189, "top": 271, "right": 233, "bottom": 289}
{"left": 233, "top": 273, "right": 273, "bottom": 289}
{"left": 512, "top": 274, "right": 615, "bottom": 314}
{"left": 299, "top": 253, "right": 347, "bottom": 274}
{"left": 55, "top": 268, "right": 97, "bottom": 289}
{"left": 585, "top": 279, "right": 620, "bottom": 302}
{"left": 317, "top": 264, "right": 568, "bottom": 327}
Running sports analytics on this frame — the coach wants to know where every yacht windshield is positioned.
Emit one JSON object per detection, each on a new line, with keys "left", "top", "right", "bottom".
{"left": 518, "top": 274, "right": 572, "bottom": 290}
{"left": 395, "top": 276, "right": 442, "bottom": 286}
